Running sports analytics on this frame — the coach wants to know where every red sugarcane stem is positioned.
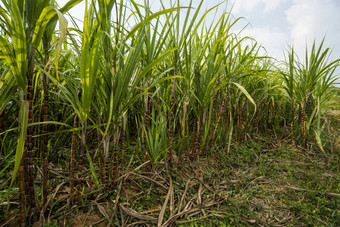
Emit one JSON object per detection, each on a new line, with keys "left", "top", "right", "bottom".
{"left": 146, "top": 96, "right": 151, "bottom": 130}
{"left": 291, "top": 100, "right": 294, "bottom": 135}
{"left": 25, "top": 76, "right": 36, "bottom": 213}
{"left": 98, "top": 142, "right": 103, "bottom": 183}
{"left": 0, "top": 110, "right": 4, "bottom": 131}
{"left": 195, "top": 119, "right": 202, "bottom": 158}
{"left": 42, "top": 91, "right": 48, "bottom": 205}
{"left": 19, "top": 163, "right": 26, "bottom": 226}
{"left": 0, "top": 110, "right": 4, "bottom": 155}
{"left": 121, "top": 117, "right": 126, "bottom": 171}
{"left": 42, "top": 53, "right": 49, "bottom": 205}
{"left": 226, "top": 86, "right": 233, "bottom": 138}
{"left": 121, "top": 135, "right": 125, "bottom": 171}
{"left": 111, "top": 137, "right": 119, "bottom": 189}
{"left": 103, "top": 133, "right": 110, "bottom": 192}
{"left": 237, "top": 104, "right": 241, "bottom": 144}
{"left": 77, "top": 121, "right": 86, "bottom": 200}
{"left": 242, "top": 102, "right": 247, "bottom": 142}
{"left": 70, "top": 115, "right": 78, "bottom": 195}
{"left": 105, "top": 157, "right": 109, "bottom": 192}
{"left": 300, "top": 102, "right": 305, "bottom": 140}
{"left": 22, "top": 148, "right": 29, "bottom": 211}
{"left": 25, "top": 43, "right": 36, "bottom": 219}
{"left": 212, "top": 87, "right": 228, "bottom": 145}
{"left": 190, "top": 118, "right": 197, "bottom": 158}
{"left": 168, "top": 78, "right": 176, "bottom": 165}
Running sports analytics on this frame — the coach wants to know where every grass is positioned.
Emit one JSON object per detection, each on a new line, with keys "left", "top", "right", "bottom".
{"left": 3, "top": 134, "right": 338, "bottom": 226}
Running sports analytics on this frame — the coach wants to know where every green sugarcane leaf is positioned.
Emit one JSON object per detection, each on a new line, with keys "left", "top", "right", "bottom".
{"left": 126, "top": 6, "right": 187, "bottom": 40}
{"left": 9, "top": 1, "right": 27, "bottom": 85}
{"left": 32, "top": 6, "right": 58, "bottom": 47}
{"left": 232, "top": 82, "right": 256, "bottom": 108}
{"left": 0, "top": 71, "right": 17, "bottom": 113}
{"left": 9, "top": 100, "right": 29, "bottom": 188}
{"left": 0, "top": 6, "right": 12, "bottom": 34}
{"left": 314, "top": 129, "right": 325, "bottom": 153}
{"left": 54, "top": 9, "right": 69, "bottom": 80}
{"left": 87, "top": 151, "right": 99, "bottom": 186}
{"left": 0, "top": 36, "right": 26, "bottom": 90}
{"left": 59, "top": 0, "right": 82, "bottom": 14}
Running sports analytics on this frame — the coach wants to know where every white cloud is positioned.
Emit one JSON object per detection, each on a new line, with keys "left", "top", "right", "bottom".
{"left": 240, "top": 26, "right": 289, "bottom": 59}
{"left": 233, "top": 0, "right": 284, "bottom": 13}
{"left": 285, "top": 0, "right": 340, "bottom": 58}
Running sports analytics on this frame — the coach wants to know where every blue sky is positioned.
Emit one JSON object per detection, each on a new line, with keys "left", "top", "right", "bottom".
{"left": 57, "top": 0, "right": 340, "bottom": 64}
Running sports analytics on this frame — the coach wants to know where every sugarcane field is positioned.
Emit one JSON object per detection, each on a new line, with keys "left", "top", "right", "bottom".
{"left": 1, "top": 0, "right": 340, "bottom": 226}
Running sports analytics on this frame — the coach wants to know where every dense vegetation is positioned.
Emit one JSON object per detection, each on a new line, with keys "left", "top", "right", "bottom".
{"left": 0, "top": 0, "right": 339, "bottom": 226}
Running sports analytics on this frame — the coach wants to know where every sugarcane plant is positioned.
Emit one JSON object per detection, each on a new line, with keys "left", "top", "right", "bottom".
{"left": 0, "top": 0, "right": 339, "bottom": 226}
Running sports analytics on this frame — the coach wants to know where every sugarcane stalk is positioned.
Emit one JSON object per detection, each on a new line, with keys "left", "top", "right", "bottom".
{"left": 226, "top": 86, "right": 233, "bottom": 138}
{"left": 111, "top": 129, "right": 119, "bottom": 189}
{"left": 0, "top": 110, "right": 4, "bottom": 132}
{"left": 212, "top": 86, "right": 228, "bottom": 145}
{"left": 97, "top": 129, "right": 103, "bottom": 183}
{"left": 237, "top": 102, "right": 241, "bottom": 144}
{"left": 42, "top": 53, "right": 49, "bottom": 206}
{"left": 144, "top": 88, "right": 151, "bottom": 162}
{"left": 0, "top": 109, "right": 5, "bottom": 155}
{"left": 300, "top": 102, "right": 305, "bottom": 146}
{"left": 103, "top": 133, "right": 110, "bottom": 192}
{"left": 304, "top": 92, "right": 312, "bottom": 148}
{"left": 181, "top": 96, "right": 189, "bottom": 138}
{"left": 19, "top": 164, "right": 26, "bottom": 227}
{"left": 195, "top": 117, "right": 202, "bottom": 159}
{"left": 168, "top": 78, "right": 177, "bottom": 165}
{"left": 70, "top": 114, "right": 78, "bottom": 195}
{"left": 242, "top": 99, "right": 248, "bottom": 142}
{"left": 121, "top": 114, "right": 127, "bottom": 171}
{"left": 26, "top": 42, "right": 36, "bottom": 219}
{"left": 208, "top": 95, "right": 217, "bottom": 148}
{"left": 290, "top": 100, "right": 294, "bottom": 136}
{"left": 77, "top": 120, "right": 86, "bottom": 200}
{"left": 190, "top": 118, "right": 197, "bottom": 159}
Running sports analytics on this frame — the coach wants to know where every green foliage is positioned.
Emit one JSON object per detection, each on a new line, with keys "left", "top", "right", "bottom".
{"left": 0, "top": 0, "right": 339, "bottom": 226}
